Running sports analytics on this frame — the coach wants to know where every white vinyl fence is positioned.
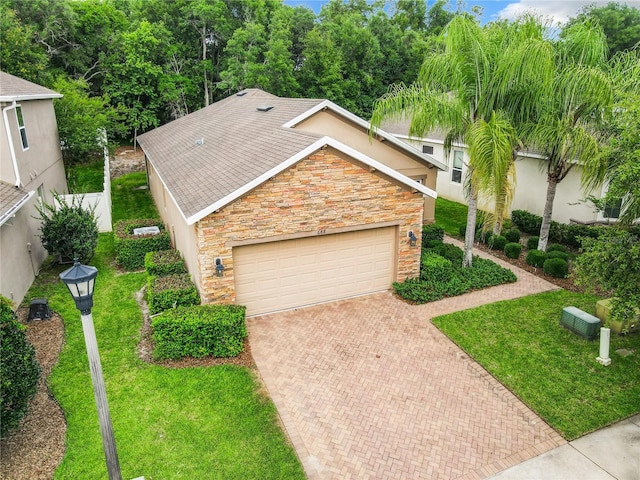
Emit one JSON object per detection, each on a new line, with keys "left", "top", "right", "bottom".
{"left": 57, "top": 136, "right": 112, "bottom": 232}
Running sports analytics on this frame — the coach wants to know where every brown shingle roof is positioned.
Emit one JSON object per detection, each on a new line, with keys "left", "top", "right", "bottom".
{"left": 0, "top": 181, "right": 33, "bottom": 226}
{"left": 138, "top": 90, "right": 326, "bottom": 222}
{"left": 138, "top": 89, "right": 441, "bottom": 224}
{"left": 0, "top": 71, "right": 61, "bottom": 101}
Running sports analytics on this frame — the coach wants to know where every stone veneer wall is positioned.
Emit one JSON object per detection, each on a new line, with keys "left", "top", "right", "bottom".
{"left": 196, "top": 147, "right": 424, "bottom": 304}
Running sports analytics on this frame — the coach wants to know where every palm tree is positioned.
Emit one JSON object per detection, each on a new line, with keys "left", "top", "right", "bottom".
{"left": 518, "top": 19, "right": 613, "bottom": 251}
{"left": 371, "top": 15, "right": 545, "bottom": 266}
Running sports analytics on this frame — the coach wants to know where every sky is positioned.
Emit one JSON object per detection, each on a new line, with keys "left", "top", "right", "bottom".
{"left": 284, "top": 0, "right": 640, "bottom": 25}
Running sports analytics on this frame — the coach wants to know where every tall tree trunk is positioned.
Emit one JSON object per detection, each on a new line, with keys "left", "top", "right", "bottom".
{"left": 202, "top": 26, "right": 209, "bottom": 106}
{"left": 538, "top": 177, "right": 558, "bottom": 252}
{"left": 463, "top": 186, "right": 479, "bottom": 268}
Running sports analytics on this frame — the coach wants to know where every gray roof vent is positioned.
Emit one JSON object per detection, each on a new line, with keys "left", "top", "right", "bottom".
{"left": 236, "top": 91, "right": 247, "bottom": 96}
{"left": 256, "top": 105, "right": 274, "bottom": 112}
{"left": 195, "top": 138, "right": 204, "bottom": 145}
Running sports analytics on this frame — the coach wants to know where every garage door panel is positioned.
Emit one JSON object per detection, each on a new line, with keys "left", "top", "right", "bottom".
{"left": 234, "top": 227, "right": 396, "bottom": 315}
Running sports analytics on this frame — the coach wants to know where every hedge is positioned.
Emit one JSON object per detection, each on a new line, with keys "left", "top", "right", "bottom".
{"left": 421, "top": 253, "right": 454, "bottom": 283}
{"left": 114, "top": 219, "right": 171, "bottom": 270}
{"left": 489, "top": 235, "right": 507, "bottom": 251}
{"left": 511, "top": 209, "right": 605, "bottom": 248}
{"left": 504, "top": 242, "right": 523, "bottom": 259}
{"left": 504, "top": 228, "right": 521, "bottom": 244}
{"left": 147, "top": 274, "right": 200, "bottom": 315}
{"left": 543, "top": 257, "right": 569, "bottom": 278}
{"left": 152, "top": 305, "right": 247, "bottom": 359}
{"left": 547, "top": 250, "right": 570, "bottom": 262}
{"left": 526, "top": 249, "right": 547, "bottom": 268}
{"left": 145, "top": 250, "right": 187, "bottom": 276}
{"left": 422, "top": 224, "right": 444, "bottom": 244}
{"left": 426, "top": 242, "right": 464, "bottom": 264}
{"left": 1, "top": 297, "right": 40, "bottom": 437}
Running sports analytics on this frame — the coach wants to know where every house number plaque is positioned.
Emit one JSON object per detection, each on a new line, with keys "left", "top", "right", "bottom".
{"left": 317, "top": 229, "right": 327, "bottom": 235}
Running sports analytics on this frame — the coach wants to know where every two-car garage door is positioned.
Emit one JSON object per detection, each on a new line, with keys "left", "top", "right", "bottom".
{"left": 233, "top": 227, "right": 396, "bottom": 316}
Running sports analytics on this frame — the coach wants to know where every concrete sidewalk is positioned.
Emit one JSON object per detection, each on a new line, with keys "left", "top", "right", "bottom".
{"left": 488, "top": 414, "right": 640, "bottom": 480}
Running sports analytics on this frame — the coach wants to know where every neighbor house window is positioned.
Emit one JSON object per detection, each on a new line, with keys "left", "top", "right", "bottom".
{"left": 16, "top": 106, "right": 29, "bottom": 150}
{"left": 451, "top": 150, "right": 463, "bottom": 184}
{"left": 603, "top": 198, "right": 621, "bottom": 219}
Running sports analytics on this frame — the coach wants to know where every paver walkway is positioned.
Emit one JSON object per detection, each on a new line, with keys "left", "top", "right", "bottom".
{"left": 248, "top": 241, "right": 564, "bottom": 479}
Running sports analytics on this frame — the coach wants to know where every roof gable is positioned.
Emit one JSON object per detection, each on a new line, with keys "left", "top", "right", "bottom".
{"left": 0, "top": 71, "right": 62, "bottom": 102}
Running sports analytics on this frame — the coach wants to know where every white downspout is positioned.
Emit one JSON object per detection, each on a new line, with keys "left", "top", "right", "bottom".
{"left": 2, "top": 100, "right": 21, "bottom": 187}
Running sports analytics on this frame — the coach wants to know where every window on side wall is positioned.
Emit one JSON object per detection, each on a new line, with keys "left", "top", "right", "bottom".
{"left": 16, "top": 106, "right": 29, "bottom": 150}
{"left": 603, "top": 198, "right": 622, "bottom": 219}
{"left": 451, "top": 150, "right": 463, "bottom": 184}
{"left": 37, "top": 184, "right": 45, "bottom": 204}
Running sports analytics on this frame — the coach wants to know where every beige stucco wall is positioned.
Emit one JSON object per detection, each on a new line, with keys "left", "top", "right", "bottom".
{"left": 195, "top": 147, "right": 424, "bottom": 305}
{"left": 146, "top": 160, "right": 201, "bottom": 289}
{"left": 295, "top": 110, "right": 438, "bottom": 222}
{"left": 0, "top": 99, "right": 67, "bottom": 306}
{"left": 403, "top": 136, "right": 604, "bottom": 224}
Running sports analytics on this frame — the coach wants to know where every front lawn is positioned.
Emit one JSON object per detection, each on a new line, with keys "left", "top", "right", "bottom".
{"left": 435, "top": 197, "right": 467, "bottom": 236}
{"left": 25, "top": 172, "right": 305, "bottom": 479}
{"left": 432, "top": 290, "right": 640, "bottom": 440}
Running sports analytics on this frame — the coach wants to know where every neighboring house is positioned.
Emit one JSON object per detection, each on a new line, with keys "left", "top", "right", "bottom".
{"left": 0, "top": 71, "right": 68, "bottom": 306}
{"left": 382, "top": 119, "right": 617, "bottom": 225}
{"left": 137, "top": 89, "right": 445, "bottom": 316}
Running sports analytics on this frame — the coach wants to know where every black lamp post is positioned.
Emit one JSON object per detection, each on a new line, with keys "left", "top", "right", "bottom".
{"left": 60, "top": 261, "right": 122, "bottom": 480}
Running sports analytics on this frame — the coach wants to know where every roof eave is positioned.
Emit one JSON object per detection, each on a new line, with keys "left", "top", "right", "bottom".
{"left": 0, "top": 190, "right": 35, "bottom": 227}
{"left": 0, "top": 93, "right": 63, "bottom": 102}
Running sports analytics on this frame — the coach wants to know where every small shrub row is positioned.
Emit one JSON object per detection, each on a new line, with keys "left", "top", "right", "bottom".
{"left": 422, "top": 224, "right": 445, "bottom": 244}
{"left": 114, "top": 219, "right": 171, "bottom": 270}
{"left": 145, "top": 250, "right": 187, "bottom": 276}
{"left": 504, "top": 242, "right": 522, "bottom": 259}
{"left": 525, "top": 250, "right": 569, "bottom": 277}
{"left": 152, "top": 305, "right": 247, "bottom": 360}
{"left": 147, "top": 273, "right": 200, "bottom": 315}
{"left": 394, "top": 253, "right": 517, "bottom": 304}
{"left": 511, "top": 210, "right": 603, "bottom": 248}
{"left": 1, "top": 297, "right": 40, "bottom": 437}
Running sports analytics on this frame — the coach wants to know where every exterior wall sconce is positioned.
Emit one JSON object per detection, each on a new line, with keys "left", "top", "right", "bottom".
{"left": 408, "top": 230, "right": 417, "bottom": 247}
{"left": 215, "top": 257, "right": 225, "bottom": 277}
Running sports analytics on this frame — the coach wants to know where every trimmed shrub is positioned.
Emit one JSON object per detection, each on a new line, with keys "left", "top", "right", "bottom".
{"left": 526, "top": 249, "right": 547, "bottom": 268}
{"left": 511, "top": 210, "right": 541, "bottom": 235}
{"left": 36, "top": 192, "right": 98, "bottom": 263}
{"left": 393, "top": 278, "right": 444, "bottom": 304}
{"left": 115, "top": 219, "right": 171, "bottom": 270}
{"left": 1, "top": 296, "right": 40, "bottom": 437}
{"left": 489, "top": 235, "right": 507, "bottom": 251}
{"left": 504, "top": 242, "right": 523, "bottom": 259}
{"left": 547, "top": 243, "right": 568, "bottom": 254}
{"left": 420, "top": 253, "right": 454, "bottom": 283}
{"left": 152, "top": 305, "right": 247, "bottom": 360}
{"left": 504, "top": 228, "right": 521, "bottom": 244}
{"left": 481, "top": 231, "right": 493, "bottom": 245}
{"left": 422, "top": 224, "right": 445, "bottom": 244}
{"left": 547, "top": 250, "right": 569, "bottom": 261}
{"left": 427, "top": 242, "right": 464, "bottom": 264}
{"left": 145, "top": 250, "right": 187, "bottom": 276}
{"left": 526, "top": 236, "right": 539, "bottom": 250}
{"left": 543, "top": 257, "right": 569, "bottom": 278}
{"left": 147, "top": 274, "right": 200, "bottom": 315}
{"left": 426, "top": 239, "right": 444, "bottom": 249}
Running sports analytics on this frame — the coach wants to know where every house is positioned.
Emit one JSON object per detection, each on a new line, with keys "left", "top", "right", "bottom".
{"left": 382, "top": 119, "right": 617, "bottom": 225}
{"left": 0, "top": 71, "right": 68, "bottom": 306}
{"left": 137, "top": 89, "right": 445, "bottom": 316}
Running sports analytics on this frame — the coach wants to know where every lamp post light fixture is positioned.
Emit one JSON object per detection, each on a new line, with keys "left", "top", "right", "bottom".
{"left": 215, "top": 257, "right": 225, "bottom": 277}
{"left": 408, "top": 230, "right": 418, "bottom": 247}
{"left": 60, "top": 261, "right": 122, "bottom": 480}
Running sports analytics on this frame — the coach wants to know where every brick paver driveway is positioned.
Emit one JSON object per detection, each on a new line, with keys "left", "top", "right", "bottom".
{"left": 248, "top": 244, "right": 566, "bottom": 479}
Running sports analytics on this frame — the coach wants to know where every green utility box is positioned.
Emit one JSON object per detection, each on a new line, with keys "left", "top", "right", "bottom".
{"left": 561, "top": 306, "right": 601, "bottom": 339}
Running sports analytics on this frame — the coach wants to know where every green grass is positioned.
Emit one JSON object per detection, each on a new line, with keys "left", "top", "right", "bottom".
{"left": 432, "top": 290, "right": 640, "bottom": 440}
{"left": 435, "top": 197, "right": 468, "bottom": 236}
{"left": 24, "top": 171, "right": 305, "bottom": 479}
{"left": 111, "top": 172, "right": 159, "bottom": 222}
{"left": 67, "top": 160, "right": 105, "bottom": 193}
